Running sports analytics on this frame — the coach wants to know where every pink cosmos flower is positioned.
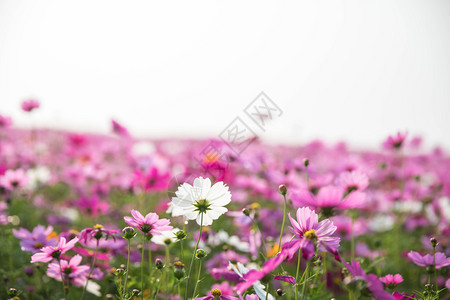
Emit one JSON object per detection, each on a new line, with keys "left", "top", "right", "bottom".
{"left": 379, "top": 274, "right": 403, "bottom": 288}
{"left": 274, "top": 275, "right": 296, "bottom": 285}
{"left": 111, "top": 119, "right": 129, "bottom": 136}
{"left": 291, "top": 186, "right": 366, "bottom": 217}
{"left": 343, "top": 260, "right": 394, "bottom": 300}
{"left": 131, "top": 167, "right": 171, "bottom": 192}
{"left": 383, "top": 132, "right": 407, "bottom": 150}
{"left": 0, "top": 169, "right": 28, "bottom": 190}
{"left": 13, "top": 225, "right": 57, "bottom": 253}
{"left": 75, "top": 195, "right": 108, "bottom": 217}
{"left": 0, "top": 114, "right": 12, "bottom": 127}
{"left": 21, "top": 99, "right": 40, "bottom": 112}
{"left": 30, "top": 237, "right": 79, "bottom": 263}
{"left": 124, "top": 209, "right": 172, "bottom": 237}
{"left": 47, "top": 254, "right": 90, "bottom": 286}
{"left": 288, "top": 207, "right": 340, "bottom": 260}
{"left": 194, "top": 288, "right": 239, "bottom": 300}
{"left": 407, "top": 251, "right": 450, "bottom": 269}
{"left": 336, "top": 170, "right": 369, "bottom": 193}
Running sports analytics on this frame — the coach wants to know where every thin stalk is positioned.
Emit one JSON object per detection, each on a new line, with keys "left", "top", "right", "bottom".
{"left": 265, "top": 282, "right": 270, "bottom": 300}
{"left": 165, "top": 245, "right": 170, "bottom": 298}
{"left": 58, "top": 259, "right": 68, "bottom": 300}
{"left": 178, "top": 282, "right": 181, "bottom": 300}
{"left": 192, "top": 259, "right": 203, "bottom": 298}
{"left": 141, "top": 240, "right": 145, "bottom": 300}
{"left": 185, "top": 213, "right": 203, "bottom": 300}
{"left": 277, "top": 194, "right": 288, "bottom": 253}
{"left": 123, "top": 240, "right": 131, "bottom": 299}
{"left": 301, "top": 261, "right": 310, "bottom": 300}
{"left": 153, "top": 270, "right": 162, "bottom": 300}
{"left": 295, "top": 249, "right": 302, "bottom": 300}
{"left": 433, "top": 246, "right": 438, "bottom": 293}
{"left": 249, "top": 216, "right": 267, "bottom": 259}
{"left": 80, "top": 239, "right": 99, "bottom": 300}
{"left": 148, "top": 240, "right": 153, "bottom": 289}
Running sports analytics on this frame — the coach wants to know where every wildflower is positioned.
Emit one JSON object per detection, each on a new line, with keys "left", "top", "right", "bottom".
{"left": 0, "top": 114, "right": 12, "bottom": 127}
{"left": 13, "top": 225, "right": 57, "bottom": 253}
{"left": 231, "top": 262, "right": 275, "bottom": 300}
{"left": 47, "top": 254, "right": 90, "bottom": 286}
{"left": 291, "top": 186, "right": 366, "bottom": 217}
{"left": 379, "top": 274, "right": 403, "bottom": 288}
{"left": 131, "top": 167, "right": 170, "bottom": 192}
{"left": 111, "top": 119, "right": 129, "bottom": 136}
{"left": 152, "top": 228, "right": 180, "bottom": 246}
{"left": 124, "top": 209, "right": 172, "bottom": 237}
{"left": 80, "top": 225, "right": 118, "bottom": 244}
{"left": 383, "top": 132, "right": 407, "bottom": 150}
{"left": 0, "top": 169, "right": 28, "bottom": 190}
{"left": 194, "top": 288, "right": 239, "bottom": 300}
{"left": 288, "top": 207, "right": 340, "bottom": 260}
{"left": 171, "top": 177, "right": 231, "bottom": 226}
{"left": 407, "top": 251, "right": 450, "bottom": 268}
{"left": 30, "top": 237, "right": 79, "bottom": 263}
{"left": 21, "top": 99, "right": 40, "bottom": 112}
{"left": 274, "top": 275, "right": 296, "bottom": 285}
{"left": 336, "top": 170, "right": 369, "bottom": 193}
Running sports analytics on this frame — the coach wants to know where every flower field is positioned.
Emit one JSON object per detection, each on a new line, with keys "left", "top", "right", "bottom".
{"left": 0, "top": 121, "right": 449, "bottom": 299}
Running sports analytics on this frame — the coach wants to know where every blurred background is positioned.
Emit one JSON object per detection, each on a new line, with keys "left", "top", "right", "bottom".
{"left": 1, "top": 0, "right": 450, "bottom": 149}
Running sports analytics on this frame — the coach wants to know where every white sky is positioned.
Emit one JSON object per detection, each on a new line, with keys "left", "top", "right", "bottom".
{"left": 1, "top": 0, "right": 450, "bottom": 149}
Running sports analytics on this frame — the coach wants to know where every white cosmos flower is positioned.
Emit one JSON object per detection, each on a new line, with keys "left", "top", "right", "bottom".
{"left": 171, "top": 177, "right": 231, "bottom": 226}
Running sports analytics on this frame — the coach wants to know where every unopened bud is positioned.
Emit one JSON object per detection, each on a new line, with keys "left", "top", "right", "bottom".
{"left": 175, "top": 230, "right": 187, "bottom": 241}
{"left": 155, "top": 258, "right": 164, "bottom": 270}
{"left": 195, "top": 249, "right": 207, "bottom": 259}
{"left": 303, "top": 158, "right": 309, "bottom": 167}
{"left": 279, "top": 184, "right": 287, "bottom": 196}
{"left": 115, "top": 268, "right": 125, "bottom": 276}
{"left": 132, "top": 289, "right": 140, "bottom": 296}
{"left": 8, "top": 288, "right": 18, "bottom": 297}
{"left": 122, "top": 227, "right": 136, "bottom": 240}
{"left": 242, "top": 208, "right": 250, "bottom": 216}
{"left": 430, "top": 237, "right": 438, "bottom": 248}
{"left": 276, "top": 288, "right": 283, "bottom": 296}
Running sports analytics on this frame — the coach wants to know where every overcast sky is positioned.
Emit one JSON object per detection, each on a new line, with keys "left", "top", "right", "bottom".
{"left": 1, "top": 0, "right": 450, "bottom": 149}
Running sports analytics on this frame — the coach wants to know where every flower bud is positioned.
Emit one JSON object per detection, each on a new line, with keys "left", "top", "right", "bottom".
{"left": 279, "top": 184, "right": 287, "bottom": 196}
{"left": 174, "top": 230, "right": 187, "bottom": 241}
{"left": 303, "top": 158, "right": 309, "bottom": 167}
{"left": 276, "top": 288, "right": 283, "bottom": 296}
{"left": 24, "top": 267, "right": 34, "bottom": 277}
{"left": 242, "top": 208, "right": 250, "bottom": 216}
{"left": 122, "top": 227, "right": 136, "bottom": 240}
{"left": 155, "top": 258, "right": 164, "bottom": 270}
{"left": 132, "top": 289, "right": 140, "bottom": 296}
{"left": 195, "top": 249, "right": 207, "bottom": 259}
{"left": 8, "top": 288, "right": 18, "bottom": 297}
{"left": 430, "top": 237, "right": 438, "bottom": 248}
{"left": 115, "top": 268, "right": 125, "bottom": 276}
{"left": 173, "top": 261, "right": 185, "bottom": 280}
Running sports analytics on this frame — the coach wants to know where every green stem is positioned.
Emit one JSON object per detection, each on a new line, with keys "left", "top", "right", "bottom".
{"left": 192, "top": 259, "right": 203, "bottom": 298}
{"left": 148, "top": 240, "right": 153, "bottom": 290}
{"left": 141, "top": 240, "right": 145, "bottom": 300}
{"left": 265, "top": 282, "right": 269, "bottom": 300}
{"left": 249, "top": 216, "right": 267, "bottom": 259}
{"left": 123, "top": 240, "right": 131, "bottom": 299}
{"left": 433, "top": 246, "right": 438, "bottom": 293}
{"left": 185, "top": 213, "right": 203, "bottom": 300}
{"left": 301, "top": 262, "right": 310, "bottom": 300}
{"left": 153, "top": 270, "right": 162, "bottom": 300}
{"left": 178, "top": 282, "right": 181, "bottom": 300}
{"left": 278, "top": 194, "right": 288, "bottom": 253}
{"left": 58, "top": 259, "right": 68, "bottom": 300}
{"left": 295, "top": 249, "right": 302, "bottom": 300}
{"left": 80, "top": 239, "right": 99, "bottom": 300}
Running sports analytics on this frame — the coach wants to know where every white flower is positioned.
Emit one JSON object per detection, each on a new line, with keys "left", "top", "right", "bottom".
{"left": 171, "top": 177, "right": 231, "bottom": 226}
{"left": 152, "top": 228, "right": 180, "bottom": 246}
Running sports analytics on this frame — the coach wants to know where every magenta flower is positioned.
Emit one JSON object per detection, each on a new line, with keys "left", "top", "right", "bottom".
{"left": 131, "top": 167, "right": 171, "bottom": 192}
{"left": 274, "top": 275, "right": 296, "bottom": 285}
{"left": 124, "top": 209, "right": 172, "bottom": 237}
{"left": 0, "top": 169, "right": 28, "bottom": 190}
{"left": 79, "top": 224, "right": 118, "bottom": 244}
{"left": 0, "top": 114, "right": 12, "bottom": 127}
{"left": 407, "top": 251, "right": 450, "bottom": 269}
{"left": 379, "top": 274, "right": 403, "bottom": 288}
{"left": 383, "top": 132, "right": 407, "bottom": 150}
{"left": 75, "top": 195, "right": 108, "bottom": 217}
{"left": 30, "top": 237, "right": 79, "bottom": 263}
{"left": 288, "top": 206, "right": 340, "bottom": 260}
{"left": 194, "top": 288, "right": 239, "bottom": 300}
{"left": 21, "top": 99, "right": 40, "bottom": 112}
{"left": 291, "top": 186, "right": 366, "bottom": 217}
{"left": 111, "top": 119, "right": 130, "bottom": 137}
{"left": 343, "top": 260, "right": 394, "bottom": 300}
{"left": 336, "top": 170, "right": 369, "bottom": 193}
{"left": 13, "top": 225, "right": 57, "bottom": 253}
{"left": 47, "top": 254, "right": 90, "bottom": 286}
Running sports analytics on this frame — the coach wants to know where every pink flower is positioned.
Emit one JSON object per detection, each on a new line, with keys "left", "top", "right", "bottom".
{"left": 124, "top": 209, "right": 172, "bottom": 237}
{"left": 274, "top": 275, "right": 296, "bottom": 285}
{"left": 131, "top": 167, "right": 171, "bottom": 192}
{"left": 30, "top": 237, "right": 79, "bottom": 263}
{"left": 336, "top": 170, "right": 369, "bottom": 193}
{"left": 111, "top": 119, "right": 129, "bottom": 136}
{"left": 47, "top": 254, "right": 90, "bottom": 286}
{"left": 291, "top": 186, "right": 366, "bottom": 217}
{"left": 407, "top": 251, "right": 450, "bottom": 269}
{"left": 13, "top": 225, "right": 57, "bottom": 253}
{"left": 383, "top": 132, "right": 407, "bottom": 150}
{"left": 379, "top": 274, "right": 403, "bottom": 288}
{"left": 194, "top": 288, "right": 239, "bottom": 300}
{"left": 0, "top": 114, "right": 12, "bottom": 127}
{"left": 288, "top": 207, "right": 340, "bottom": 260}
{"left": 21, "top": 99, "right": 40, "bottom": 112}
{"left": 0, "top": 169, "right": 28, "bottom": 190}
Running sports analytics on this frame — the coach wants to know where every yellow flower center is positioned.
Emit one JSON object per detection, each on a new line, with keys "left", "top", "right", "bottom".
{"left": 46, "top": 232, "right": 58, "bottom": 241}
{"left": 250, "top": 202, "right": 261, "bottom": 210}
{"left": 303, "top": 229, "right": 318, "bottom": 240}
{"left": 211, "top": 288, "right": 222, "bottom": 298}
{"left": 94, "top": 224, "right": 104, "bottom": 229}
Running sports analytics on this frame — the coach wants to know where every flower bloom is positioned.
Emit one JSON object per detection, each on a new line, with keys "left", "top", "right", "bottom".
{"left": 47, "top": 254, "right": 90, "bottom": 286}
{"left": 13, "top": 225, "right": 57, "bottom": 253}
{"left": 30, "top": 237, "right": 79, "bottom": 263}
{"left": 336, "top": 170, "right": 369, "bottom": 193}
{"left": 383, "top": 132, "right": 407, "bottom": 150}
{"left": 171, "top": 177, "right": 231, "bottom": 226}
{"left": 0, "top": 169, "right": 28, "bottom": 190}
{"left": 407, "top": 251, "right": 450, "bottom": 269}
{"left": 274, "top": 275, "right": 296, "bottom": 285}
{"left": 124, "top": 209, "right": 172, "bottom": 237}
{"left": 0, "top": 114, "right": 12, "bottom": 127}
{"left": 111, "top": 119, "right": 129, "bottom": 136}
{"left": 230, "top": 262, "right": 274, "bottom": 300}
{"left": 21, "top": 99, "right": 40, "bottom": 112}
{"left": 288, "top": 207, "right": 340, "bottom": 260}
{"left": 79, "top": 224, "right": 118, "bottom": 244}
{"left": 193, "top": 288, "right": 239, "bottom": 300}
{"left": 291, "top": 186, "right": 366, "bottom": 217}
{"left": 131, "top": 167, "right": 171, "bottom": 192}
{"left": 379, "top": 274, "right": 403, "bottom": 288}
